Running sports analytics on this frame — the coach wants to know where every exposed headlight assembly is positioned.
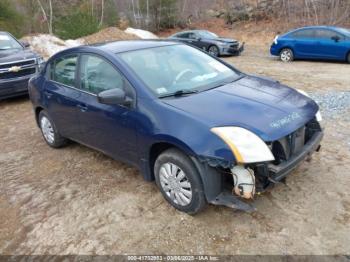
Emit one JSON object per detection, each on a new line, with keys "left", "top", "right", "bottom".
{"left": 211, "top": 127, "right": 275, "bottom": 164}
{"left": 296, "top": 89, "right": 322, "bottom": 122}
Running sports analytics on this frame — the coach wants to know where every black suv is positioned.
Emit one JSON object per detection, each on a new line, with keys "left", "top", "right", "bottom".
{"left": 0, "top": 31, "right": 44, "bottom": 99}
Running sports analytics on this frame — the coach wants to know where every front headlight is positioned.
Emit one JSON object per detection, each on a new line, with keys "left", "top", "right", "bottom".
{"left": 217, "top": 42, "right": 230, "bottom": 47}
{"left": 211, "top": 127, "right": 275, "bottom": 164}
{"left": 37, "top": 56, "right": 45, "bottom": 65}
{"left": 296, "top": 89, "right": 322, "bottom": 122}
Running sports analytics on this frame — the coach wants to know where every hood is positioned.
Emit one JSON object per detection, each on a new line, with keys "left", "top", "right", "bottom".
{"left": 162, "top": 75, "right": 319, "bottom": 142}
{"left": 0, "top": 49, "right": 38, "bottom": 63}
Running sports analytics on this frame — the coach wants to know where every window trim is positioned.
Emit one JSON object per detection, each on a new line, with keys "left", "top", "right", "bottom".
{"left": 46, "top": 52, "right": 137, "bottom": 103}
{"left": 47, "top": 53, "right": 79, "bottom": 89}
{"left": 76, "top": 52, "right": 137, "bottom": 108}
{"left": 314, "top": 29, "right": 344, "bottom": 39}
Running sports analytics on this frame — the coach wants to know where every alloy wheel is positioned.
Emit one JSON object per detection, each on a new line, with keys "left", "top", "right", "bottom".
{"left": 280, "top": 49, "right": 293, "bottom": 62}
{"left": 208, "top": 46, "right": 219, "bottom": 57}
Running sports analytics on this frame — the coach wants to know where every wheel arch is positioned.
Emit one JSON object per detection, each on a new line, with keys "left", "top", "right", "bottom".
{"left": 147, "top": 141, "right": 224, "bottom": 203}
{"left": 34, "top": 106, "right": 44, "bottom": 126}
{"left": 279, "top": 46, "right": 294, "bottom": 55}
{"left": 148, "top": 141, "right": 195, "bottom": 181}
{"left": 346, "top": 50, "right": 350, "bottom": 62}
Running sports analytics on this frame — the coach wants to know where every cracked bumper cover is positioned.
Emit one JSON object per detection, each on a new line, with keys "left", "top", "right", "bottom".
{"left": 267, "top": 130, "right": 323, "bottom": 182}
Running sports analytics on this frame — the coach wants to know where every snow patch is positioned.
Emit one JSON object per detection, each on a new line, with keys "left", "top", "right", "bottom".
{"left": 22, "top": 34, "right": 84, "bottom": 59}
{"left": 124, "top": 28, "right": 158, "bottom": 39}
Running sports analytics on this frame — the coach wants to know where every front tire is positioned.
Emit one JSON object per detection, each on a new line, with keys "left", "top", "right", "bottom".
{"left": 347, "top": 52, "right": 350, "bottom": 63}
{"left": 39, "top": 111, "right": 67, "bottom": 148}
{"left": 154, "top": 148, "right": 206, "bottom": 214}
{"left": 208, "top": 45, "right": 220, "bottom": 57}
{"left": 280, "top": 48, "right": 294, "bottom": 62}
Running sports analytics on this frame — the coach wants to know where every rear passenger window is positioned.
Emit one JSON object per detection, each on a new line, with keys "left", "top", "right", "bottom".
{"left": 79, "top": 55, "right": 124, "bottom": 94}
{"left": 292, "top": 29, "right": 315, "bottom": 38}
{"left": 50, "top": 55, "right": 78, "bottom": 86}
{"left": 178, "top": 33, "right": 190, "bottom": 39}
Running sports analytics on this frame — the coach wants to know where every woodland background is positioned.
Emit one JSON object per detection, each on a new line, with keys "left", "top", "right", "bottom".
{"left": 0, "top": 0, "right": 350, "bottom": 39}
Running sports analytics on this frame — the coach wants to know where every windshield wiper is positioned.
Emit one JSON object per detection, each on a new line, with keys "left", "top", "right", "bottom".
{"left": 159, "top": 89, "right": 198, "bottom": 98}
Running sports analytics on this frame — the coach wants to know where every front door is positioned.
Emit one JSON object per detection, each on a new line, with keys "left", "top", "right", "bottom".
{"left": 75, "top": 54, "right": 138, "bottom": 164}
{"left": 43, "top": 54, "right": 81, "bottom": 139}
{"left": 314, "top": 29, "right": 347, "bottom": 59}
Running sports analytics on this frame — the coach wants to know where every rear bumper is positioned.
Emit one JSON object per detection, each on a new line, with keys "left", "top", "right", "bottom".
{"left": 267, "top": 130, "right": 324, "bottom": 182}
{"left": 0, "top": 76, "right": 32, "bottom": 99}
{"left": 220, "top": 42, "right": 245, "bottom": 56}
{"left": 270, "top": 44, "right": 280, "bottom": 56}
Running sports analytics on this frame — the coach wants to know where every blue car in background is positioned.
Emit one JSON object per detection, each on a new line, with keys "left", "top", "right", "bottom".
{"left": 270, "top": 26, "right": 350, "bottom": 63}
{"left": 29, "top": 40, "right": 323, "bottom": 214}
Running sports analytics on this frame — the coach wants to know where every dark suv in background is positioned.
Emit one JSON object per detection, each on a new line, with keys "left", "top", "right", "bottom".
{"left": 0, "top": 31, "right": 44, "bottom": 99}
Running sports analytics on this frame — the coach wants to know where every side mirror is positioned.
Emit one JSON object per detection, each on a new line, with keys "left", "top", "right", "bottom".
{"left": 20, "top": 41, "right": 30, "bottom": 48}
{"left": 331, "top": 35, "right": 340, "bottom": 42}
{"left": 97, "top": 88, "right": 132, "bottom": 106}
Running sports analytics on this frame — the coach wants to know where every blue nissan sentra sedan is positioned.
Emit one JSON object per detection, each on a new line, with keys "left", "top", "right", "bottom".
{"left": 270, "top": 26, "right": 350, "bottom": 63}
{"left": 29, "top": 40, "right": 323, "bottom": 214}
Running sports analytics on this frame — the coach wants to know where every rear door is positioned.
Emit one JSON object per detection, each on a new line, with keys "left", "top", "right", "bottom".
{"left": 292, "top": 29, "right": 319, "bottom": 58}
{"left": 74, "top": 54, "right": 138, "bottom": 164}
{"left": 175, "top": 32, "right": 199, "bottom": 48}
{"left": 44, "top": 54, "right": 82, "bottom": 139}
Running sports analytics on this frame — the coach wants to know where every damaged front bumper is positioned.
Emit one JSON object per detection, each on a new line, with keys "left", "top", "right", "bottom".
{"left": 267, "top": 130, "right": 323, "bottom": 182}
{"left": 193, "top": 122, "right": 324, "bottom": 213}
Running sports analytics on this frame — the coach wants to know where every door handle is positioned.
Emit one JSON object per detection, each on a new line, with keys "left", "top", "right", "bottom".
{"left": 77, "top": 104, "right": 88, "bottom": 112}
{"left": 44, "top": 90, "right": 53, "bottom": 99}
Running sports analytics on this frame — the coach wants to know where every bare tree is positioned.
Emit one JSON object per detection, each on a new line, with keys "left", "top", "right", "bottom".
{"left": 37, "top": 0, "right": 53, "bottom": 34}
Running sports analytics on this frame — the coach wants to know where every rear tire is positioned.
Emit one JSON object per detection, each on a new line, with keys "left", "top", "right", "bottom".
{"left": 154, "top": 148, "right": 206, "bottom": 214}
{"left": 39, "top": 110, "right": 67, "bottom": 148}
{"left": 208, "top": 45, "right": 220, "bottom": 57}
{"left": 280, "top": 48, "right": 294, "bottom": 62}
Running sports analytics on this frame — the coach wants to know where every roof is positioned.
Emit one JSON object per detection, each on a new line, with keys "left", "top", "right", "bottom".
{"left": 92, "top": 40, "right": 178, "bottom": 53}
{"left": 298, "top": 25, "right": 341, "bottom": 30}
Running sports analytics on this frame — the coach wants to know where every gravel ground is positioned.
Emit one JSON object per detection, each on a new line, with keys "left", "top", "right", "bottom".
{"left": 1, "top": 45, "right": 350, "bottom": 255}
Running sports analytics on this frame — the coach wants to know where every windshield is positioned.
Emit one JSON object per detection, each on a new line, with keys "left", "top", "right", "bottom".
{"left": 198, "top": 31, "right": 218, "bottom": 39}
{"left": 118, "top": 45, "right": 240, "bottom": 97}
{"left": 0, "top": 33, "right": 23, "bottom": 50}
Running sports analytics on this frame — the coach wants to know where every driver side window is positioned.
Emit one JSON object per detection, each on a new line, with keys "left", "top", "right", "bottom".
{"left": 79, "top": 54, "right": 124, "bottom": 94}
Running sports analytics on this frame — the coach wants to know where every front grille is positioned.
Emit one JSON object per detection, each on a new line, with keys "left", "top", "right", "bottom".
{"left": 0, "top": 59, "right": 36, "bottom": 70}
{"left": 270, "top": 118, "right": 320, "bottom": 165}
{"left": 0, "top": 67, "right": 36, "bottom": 80}
{"left": 230, "top": 43, "right": 239, "bottom": 48}
{"left": 0, "top": 59, "right": 37, "bottom": 80}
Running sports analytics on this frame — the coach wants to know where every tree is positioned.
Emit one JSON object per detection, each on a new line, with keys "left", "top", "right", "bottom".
{"left": 55, "top": 2, "right": 100, "bottom": 39}
{"left": 0, "top": 0, "right": 24, "bottom": 37}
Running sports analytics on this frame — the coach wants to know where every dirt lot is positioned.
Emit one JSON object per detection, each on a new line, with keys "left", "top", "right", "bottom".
{"left": 1, "top": 44, "right": 350, "bottom": 255}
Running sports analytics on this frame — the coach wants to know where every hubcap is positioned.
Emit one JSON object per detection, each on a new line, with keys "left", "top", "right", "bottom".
{"left": 159, "top": 163, "right": 192, "bottom": 206}
{"left": 281, "top": 50, "right": 292, "bottom": 62}
{"left": 40, "top": 116, "right": 55, "bottom": 144}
